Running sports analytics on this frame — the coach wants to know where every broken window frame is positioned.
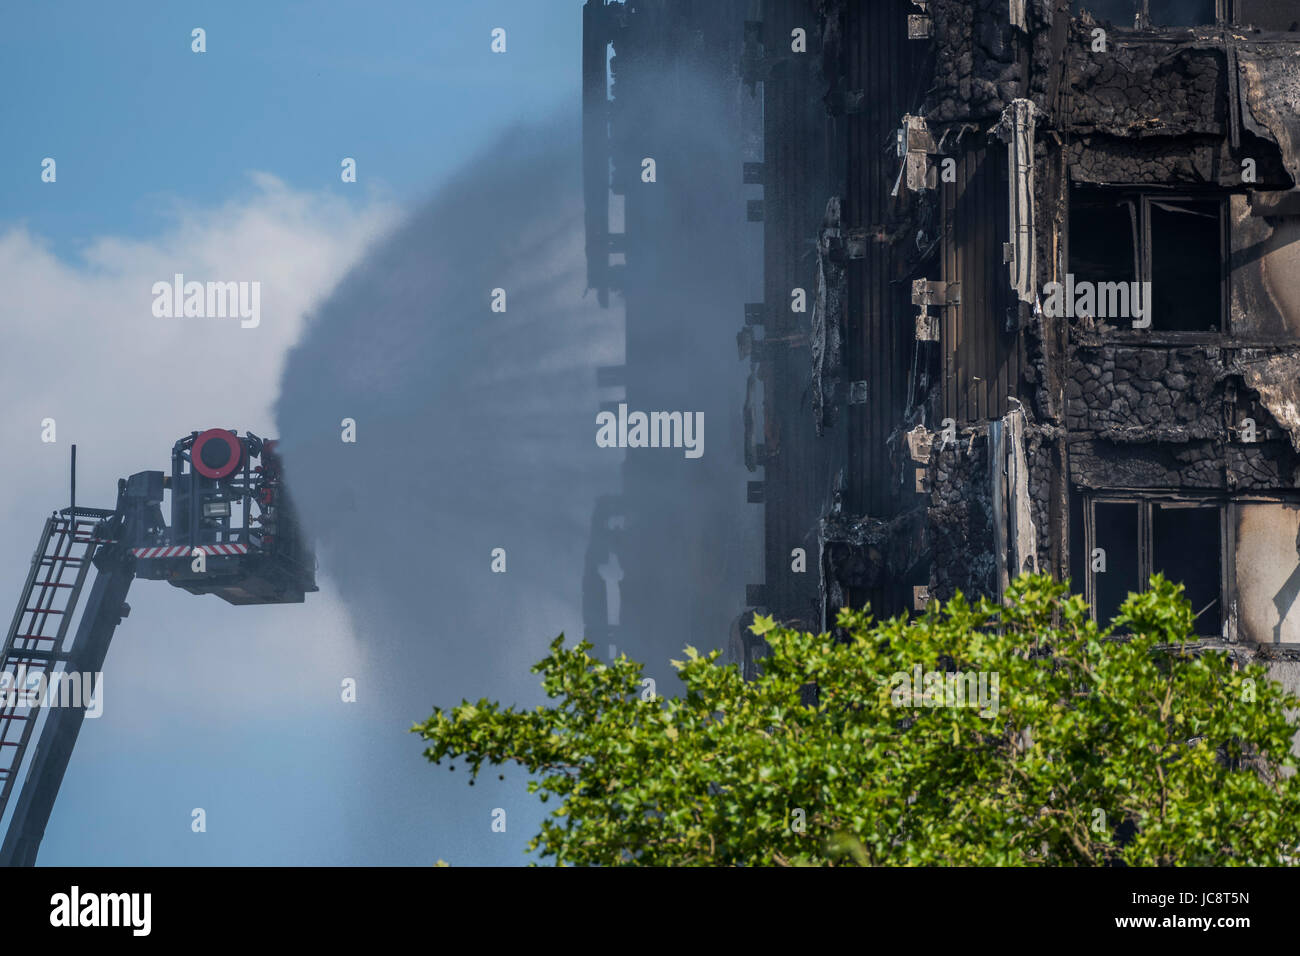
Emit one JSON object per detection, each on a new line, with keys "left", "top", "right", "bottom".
{"left": 1140, "top": 193, "right": 1229, "bottom": 334}
{"left": 1083, "top": 491, "right": 1229, "bottom": 636}
{"left": 1232, "top": 1, "right": 1300, "bottom": 31}
{"left": 1070, "top": 0, "right": 1226, "bottom": 28}
{"left": 1067, "top": 187, "right": 1229, "bottom": 339}
{"left": 1067, "top": 189, "right": 1140, "bottom": 292}
{"left": 1071, "top": 1, "right": 1300, "bottom": 31}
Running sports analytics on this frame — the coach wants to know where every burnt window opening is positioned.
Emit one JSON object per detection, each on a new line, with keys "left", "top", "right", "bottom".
{"left": 1146, "top": 197, "right": 1224, "bottom": 332}
{"left": 1068, "top": 189, "right": 1226, "bottom": 333}
{"left": 1069, "top": 194, "right": 1137, "bottom": 289}
{"left": 1085, "top": 494, "right": 1300, "bottom": 644}
{"left": 1072, "top": 0, "right": 1140, "bottom": 27}
{"left": 1085, "top": 495, "right": 1223, "bottom": 635}
{"left": 1093, "top": 501, "right": 1141, "bottom": 625}
{"left": 1069, "top": 486, "right": 1086, "bottom": 593}
{"left": 1152, "top": 503, "right": 1221, "bottom": 623}
{"left": 1236, "top": 0, "right": 1300, "bottom": 31}
{"left": 1070, "top": 0, "right": 1222, "bottom": 27}
{"left": 1148, "top": 0, "right": 1218, "bottom": 26}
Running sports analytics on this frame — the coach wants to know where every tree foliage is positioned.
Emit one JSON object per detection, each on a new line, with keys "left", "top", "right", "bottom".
{"left": 412, "top": 573, "right": 1300, "bottom": 865}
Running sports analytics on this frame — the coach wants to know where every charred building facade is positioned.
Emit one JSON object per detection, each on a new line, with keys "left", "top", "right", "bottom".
{"left": 743, "top": 0, "right": 1300, "bottom": 687}
{"left": 583, "top": 0, "right": 1300, "bottom": 690}
{"left": 581, "top": 0, "right": 762, "bottom": 687}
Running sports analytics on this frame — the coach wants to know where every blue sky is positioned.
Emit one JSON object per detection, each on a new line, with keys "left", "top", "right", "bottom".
{"left": 0, "top": 0, "right": 588, "bottom": 866}
{"left": 0, "top": 1, "right": 584, "bottom": 254}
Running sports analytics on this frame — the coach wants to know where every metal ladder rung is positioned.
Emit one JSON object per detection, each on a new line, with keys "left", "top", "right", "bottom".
{"left": 3, "top": 649, "right": 64, "bottom": 663}
{"left": 0, "top": 515, "right": 102, "bottom": 828}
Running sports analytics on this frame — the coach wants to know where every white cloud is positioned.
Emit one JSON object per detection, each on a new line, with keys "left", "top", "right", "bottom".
{"left": 0, "top": 175, "right": 399, "bottom": 733}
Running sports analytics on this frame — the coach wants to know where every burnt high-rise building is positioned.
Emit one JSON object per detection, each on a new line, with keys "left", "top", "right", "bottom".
{"left": 583, "top": 0, "right": 1300, "bottom": 696}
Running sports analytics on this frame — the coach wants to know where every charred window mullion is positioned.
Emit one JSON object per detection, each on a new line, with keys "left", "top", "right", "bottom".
{"left": 1140, "top": 196, "right": 1152, "bottom": 310}
{"left": 1127, "top": 198, "right": 1140, "bottom": 284}
{"left": 1138, "top": 498, "right": 1152, "bottom": 587}
{"left": 1221, "top": 501, "right": 1234, "bottom": 639}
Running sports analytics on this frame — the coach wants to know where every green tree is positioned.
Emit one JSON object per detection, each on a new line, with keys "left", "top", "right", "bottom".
{"left": 412, "top": 573, "right": 1300, "bottom": 865}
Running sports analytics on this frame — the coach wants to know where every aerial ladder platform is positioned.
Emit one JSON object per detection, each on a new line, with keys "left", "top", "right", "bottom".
{"left": 0, "top": 430, "right": 317, "bottom": 865}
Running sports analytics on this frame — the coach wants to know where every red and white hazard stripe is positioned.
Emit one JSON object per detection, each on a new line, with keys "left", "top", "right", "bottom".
{"left": 132, "top": 544, "right": 249, "bottom": 558}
